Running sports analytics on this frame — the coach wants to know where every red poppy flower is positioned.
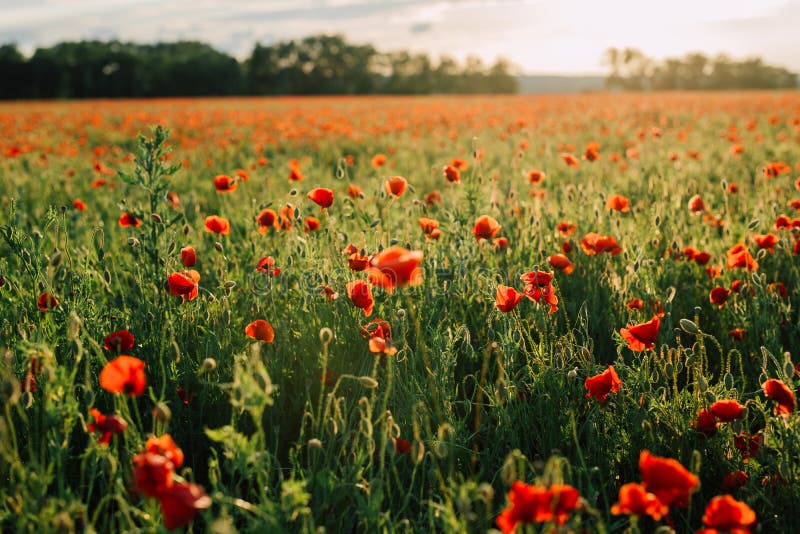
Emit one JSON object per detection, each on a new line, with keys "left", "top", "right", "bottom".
{"left": 347, "top": 184, "right": 363, "bottom": 198}
{"left": 119, "top": 212, "right": 142, "bottom": 227}
{"left": 474, "top": 215, "right": 501, "bottom": 240}
{"left": 605, "top": 194, "right": 630, "bottom": 213}
{"left": 496, "top": 482, "right": 580, "bottom": 532}
{"left": 367, "top": 246, "right": 423, "bottom": 292}
{"left": 526, "top": 170, "right": 545, "bottom": 185}
{"left": 256, "top": 208, "right": 278, "bottom": 233}
{"left": 204, "top": 215, "right": 230, "bottom": 235}
{"left": 726, "top": 244, "right": 758, "bottom": 271}
{"left": 729, "top": 328, "right": 746, "bottom": 341}
{"left": 557, "top": 221, "right": 576, "bottom": 236}
{"left": 167, "top": 270, "right": 200, "bottom": 301}
{"left": 245, "top": 319, "right": 275, "bottom": 343}
{"left": 580, "top": 232, "right": 621, "bottom": 255}
{"left": 308, "top": 188, "right": 334, "bottom": 209}
{"left": 418, "top": 217, "right": 442, "bottom": 240}
{"left": 347, "top": 281, "right": 374, "bottom": 316}
{"left": 734, "top": 433, "right": 761, "bottom": 461}
{"left": 694, "top": 408, "right": 718, "bottom": 438}
{"left": 710, "top": 399, "right": 745, "bottom": 422}
{"left": 213, "top": 174, "right": 237, "bottom": 193}
{"left": 693, "top": 251, "right": 711, "bottom": 265}
{"left": 495, "top": 285, "right": 524, "bottom": 312}
{"left": 304, "top": 216, "right": 320, "bottom": 232}
{"left": 180, "top": 246, "right": 196, "bottom": 267}
{"left": 256, "top": 256, "right": 280, "bottom": 276}
{"left": 709, "top": 286, "right": 731, "bottom": 308}
{"left": 361, "top": 318, "right": 397, "bottom": 355}
{"left": 763, "top": 161, "right": 791, "bottom": 179}
{"left": 394, "top": 437, "right": 411, "bottom": 453}
{"left": 88, "top": 408, "right": 128, "bottom": 444}
{"left": 721, "top": 471, "right": 749, "bottom": 493}
{"left": 548, "top": 253, "right": 575, "bottom": 274}
{"left": 157, "top": 482, "right": 212, "bottom": 530}
{"left": 37, "top": 292, "right": 59, "bottom": 311}
{"left": 639, "top": 450, "right": 699, "bottom": 508}
{"left": 688, "top": 195, "right": 705, "bottom": 213}
{"left": 288, "top": 160, "right": 305, "bottom": 181}
{"left": 146, "top": 434, "right": 184, "bottom": 467}
{"left": 627, "top": 298, "right": 643, "bottom": 310}
{"left": 424, "top": 190, "right": 442, "bottom": 206}
{"left": 384, "top": 176, "right": 407, "bottom": 197}
{"left": 520, "top": 270, "right": 558, "bottom": 314}
{"left": 348, "top": 252, "right": 370, "bottom": 272}
{"left": 72, "top": 199, "right": 86, "bottom": 211}
{"left": 611, "top": 482, "right": 667, "bottom": 521}
{"left": 371, "top": 154, "right": 387, "bottom": 168}
{"left": 561, "top": 153, "right": 580, "bottom": 168}
{"left": 450, "top": 158, "right": 468, "bottom": 170}
{"left": 620, "top": 316, "right": 660, "bottom": 352}
{"left": 103, "top": 330, "right": 135, "bottom": 353}
{"left": 762, "top": 378, "right": 795, "bottom": 417}
{"left": 584, "top": 365, "right": 621, "bottom": 403}
{"left": 753, "top": 233, "right": 778, "bottom": 253}
{"left": 493, "top": 237, "right": 510, "bottom": 251}
{"left": 443, "top": 165, "right": 461, "bottom": 183}
{"left": 99, "top": 355, "right": 146, "bottom": 396}
{"left": 132, "top": 451, "right": 173, "bottom": 497}
{"left": 698, "top": 495, "right": 756, "bottom": 534}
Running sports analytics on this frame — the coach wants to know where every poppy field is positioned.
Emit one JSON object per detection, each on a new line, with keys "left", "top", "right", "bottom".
{"left": 1, "top": 92, "right": 800, "bottom": 532}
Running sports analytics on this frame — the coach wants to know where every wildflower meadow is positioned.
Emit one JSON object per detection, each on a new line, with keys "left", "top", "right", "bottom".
{"left": 1, "top": 92, "right": 799, "bottom": 532}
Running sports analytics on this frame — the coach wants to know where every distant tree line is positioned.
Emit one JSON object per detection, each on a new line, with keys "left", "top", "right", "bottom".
{"left": 0, "top": 35, "right": 518, "bottom": 99}
{"left": 603, "top": 47, "right": 798, "bottom": 90}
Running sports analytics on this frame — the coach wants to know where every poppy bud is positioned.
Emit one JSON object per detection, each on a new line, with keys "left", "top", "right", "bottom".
{"left": 33, "top": 230, "right": 43, "bottom": 242}
{"left": 705, "top": 391, "right": 717, "bottom": 404}
{"left": 127, "top": 237, "right": 140, "bottom": 247}
{"left": 201, "top": 358, "right": 217, "bottom": 371}
{"left": 680, "top": 319, "right": 700, "bottom": 334}
{"left": 152, "top": 401, "right": 171, "bottom": 423}
{"left": 183, "top": 224, "right": 191, "bottom": 235}
{"left": 723, "top": 372, "right": 734, "bottom": 389}
{"left": 68, "top": 312, "right": 81, "bottom": 340}
{"left": 223, "top": 281, "right": 236, "bottom": 289}
{"left": 289, "top": 189, "right": 298, "bottom": 196}
{"left": 59, "top": 205, "right": 68, "bottom": 214}
{"left": 396, "top": 309, "right": 406, "bottom": 319}
{"left": 697, "top": 375, "right": 708, "bottom": 393}
{"left": 318, "top": 327, "right": 333, "bottom": 345}
{"left": 747, "top": 219, "right": 760, "bottom": 230}
{"left": 214, "top": 241, "right": 223, "bottom": 252}
{"left": 50, "top": 251, "right": 63, "bottom": 267}
{"left": 567, "top": 367, "right": 578, "bottom": 380}
{"left": 151, "top": 213, "right": 162, "bottom": 224}
{"left": 308, "top": 438, "right": 322, "bottom": 450}
{"left": 359, "top": 376, "right": 378, "bottom": 389}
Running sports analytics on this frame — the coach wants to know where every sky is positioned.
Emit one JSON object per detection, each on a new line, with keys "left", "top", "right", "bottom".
{"left": 0, "top": 0, "right": 798, "bottom": 75}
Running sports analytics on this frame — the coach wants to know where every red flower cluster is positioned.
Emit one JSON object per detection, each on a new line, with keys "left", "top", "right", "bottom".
{"left": 133, "top": 434, "right": 211, "bottom": 530}
{"left": 496, "top": 481, "right": 581, "bottom": 532}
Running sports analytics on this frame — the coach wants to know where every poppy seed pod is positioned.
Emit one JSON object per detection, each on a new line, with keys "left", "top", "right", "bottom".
{"left": 201, "top": 358, "right": 217, "bottom": 371}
